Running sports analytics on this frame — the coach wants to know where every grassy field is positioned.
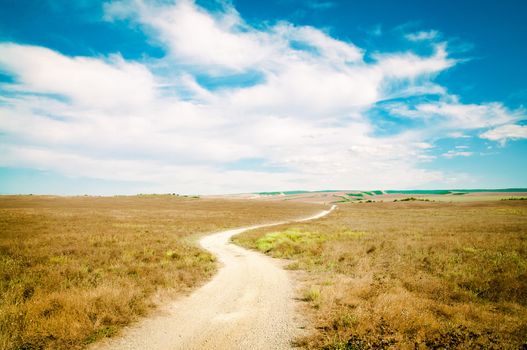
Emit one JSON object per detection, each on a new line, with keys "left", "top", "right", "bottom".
{"left": 394, "top": 195, "right": 527, "bottom": 203}
{"left": 234, "top": 200, "right": 527, "bottom": 349}
{"left": 0, "top": 195, "right": 321, "bottom": 350}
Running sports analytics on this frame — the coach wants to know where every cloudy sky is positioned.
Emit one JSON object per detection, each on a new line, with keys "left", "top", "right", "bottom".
{"left": 0, "top": 0, "right": 526, "bottom": 194}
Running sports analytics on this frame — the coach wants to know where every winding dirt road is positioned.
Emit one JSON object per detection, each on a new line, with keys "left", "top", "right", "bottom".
{"left": 94, "top": 205, "right": 335, "bottom": 350}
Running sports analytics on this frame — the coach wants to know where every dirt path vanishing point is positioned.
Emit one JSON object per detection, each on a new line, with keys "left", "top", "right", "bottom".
{"left": 93, "top": 205, "right": 335, "bottom": 350}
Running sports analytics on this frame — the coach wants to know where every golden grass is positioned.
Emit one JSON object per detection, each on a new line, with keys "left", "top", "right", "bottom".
{"left": 0, "top": 195, "right": 321, "bottom": 350}
{"left": 234, "top": 200, "right": 527, "bottom": 349}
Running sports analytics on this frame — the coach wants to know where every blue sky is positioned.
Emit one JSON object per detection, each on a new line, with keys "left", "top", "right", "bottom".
{"left": 0, "top": 0, "right": 525, "bottom": 194}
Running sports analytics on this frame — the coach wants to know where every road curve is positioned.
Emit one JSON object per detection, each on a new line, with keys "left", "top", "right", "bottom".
{"left": 93, "top": 205, "right": 336, "bottom": 350}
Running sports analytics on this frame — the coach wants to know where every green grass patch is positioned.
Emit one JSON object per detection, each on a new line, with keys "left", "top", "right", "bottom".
{"left": 255, "top": 228, "right": 325, "bottom": 256}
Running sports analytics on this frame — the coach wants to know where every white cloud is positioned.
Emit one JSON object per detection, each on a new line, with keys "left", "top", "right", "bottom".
{"left": 416, "top": 101, "right": 521, "bottom": 129}
{"left": 226, "top": 62, "right": 381, "bottom": 117}
{"left": 280, "top": 24, "right": 363, "bottom": 63}
{"left": 405, "top": 30, "right": 439, "bottom": 41}
{"left": 390, "top": 99, "right": 524, "bottom": 130}
{"left": 376, "top": 43, "right": 454, "bottom": 79}
{"left": 0, "top": 43, "right": 156, "bottom": 109}
{"left": 480, "top": 124, "right": 527, "bottom": 144}
{"left": 414, "top": 142, "right": 434, "bottom": 149}
{"left": 442, "top": 150, "right": 473, "bottom": 158}
{"left": 105, "top": 0, "right": 278, "bottom": 71}
{"left": 448, "top": 131, "right": 470, "bottom": 138}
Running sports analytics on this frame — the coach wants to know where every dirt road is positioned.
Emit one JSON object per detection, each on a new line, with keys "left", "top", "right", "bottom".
{"left": 93, "top": 205, "right": 335, "bottom": 350}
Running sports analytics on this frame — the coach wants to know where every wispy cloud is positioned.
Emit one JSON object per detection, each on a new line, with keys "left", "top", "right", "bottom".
{"left": 306, "top": 1, "right": 336, "bottom": 10}
{"left": 480, "top": 124, "right": 527, "bottom": 145}
{"left": 442, "top": 150, "right": 473, "bottom": 158}
{"left": 388, "top": 98, "right": 525, "bottom": 131}
{"left": 405, "top": 30, "right": 439, "bottom": 41}
{"left": 448, "top": 132, "right": 470, "bottom": 138}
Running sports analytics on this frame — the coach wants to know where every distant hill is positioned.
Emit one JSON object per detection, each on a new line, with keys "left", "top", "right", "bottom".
{"left": 385, "top": 188, "right": 527, "bottom": 195}
{"left": 255, "top": 188, "right": 527, "bottom": 196}
{"left": 256, "top": 190, "right": 343, "bottom": 196}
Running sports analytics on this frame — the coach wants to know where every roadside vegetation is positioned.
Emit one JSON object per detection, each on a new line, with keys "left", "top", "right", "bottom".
{"left": 234, "top": 200, "right": 527, "bottom": 349}
{"left": 0, "top": 195, "right": 321, "bottom": 350}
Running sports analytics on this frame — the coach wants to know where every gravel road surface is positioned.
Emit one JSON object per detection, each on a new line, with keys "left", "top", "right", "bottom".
{"left": 93, "top": 206, "right": 335, "bottom": 350}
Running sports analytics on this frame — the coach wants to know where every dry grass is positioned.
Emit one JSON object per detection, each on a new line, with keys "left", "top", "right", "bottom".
{"left": 234, "top": 200, "right": 527, "bottom": 349}
{"left": 0, "top": 195, "right": 321, "bottom": 350}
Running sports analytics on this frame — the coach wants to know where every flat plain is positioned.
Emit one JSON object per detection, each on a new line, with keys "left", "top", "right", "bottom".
{"left": 2, "top": 193, "right": 526, "bottom": 350}
{"left": 235, "top": 198, "right": 527, "bottom": 349}
{"left": 0, "top": 195, "right": 321, "bottom": 350}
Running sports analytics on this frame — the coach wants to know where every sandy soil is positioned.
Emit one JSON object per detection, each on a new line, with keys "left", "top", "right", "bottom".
{"left": 92, "top": 206, "right": 335, "bottom": 350}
